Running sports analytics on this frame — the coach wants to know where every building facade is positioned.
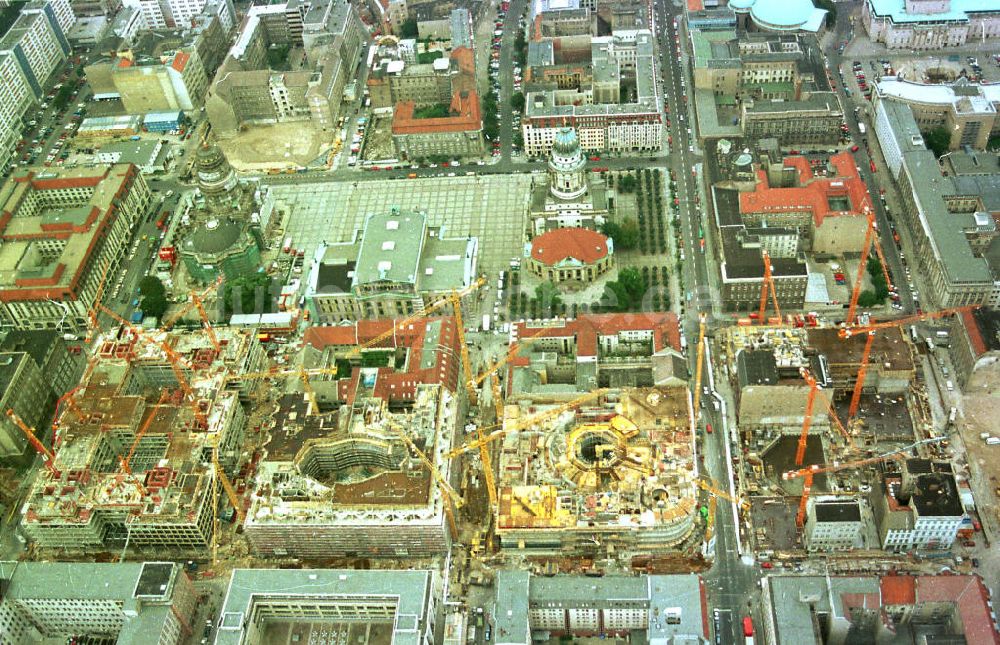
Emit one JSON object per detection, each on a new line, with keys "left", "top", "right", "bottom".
{"left": 0, "top": 561, "right": 197, "bottom": 645}
{"left": 526, "top": 226, "right": 613, "bottom": 284}
{"left": 0, "top": 352, "right": 55, "bottom": 458}
{"left": 391, "top": 90, "right": 483, "bottom": 160}
{"left": 862, "top": 0, "right": 1000, "bottom": 50}
{"left": 0, "top": 165, "right": 152, "bottom": 332}
{"left": 805, "top": 500, "right": 863, "bottom": 552}
{"left": 305, "top": 208, "right": 478, "bottom": 323}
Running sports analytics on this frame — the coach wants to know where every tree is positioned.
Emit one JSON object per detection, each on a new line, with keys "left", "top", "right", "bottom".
{"left": 856, "top": 290, "right": 880, "bottom": 308}
{"left": 511, "top": 92, "right": 526, "bottom": 112}
{"left": 223, "top": 273, "right": 273, "bottom": 316}
{"left": 617, "top": 267, "right": 646, "bottom": 305}
{"left": 399, "top": 19, "right": 418, "bottom": 39}
{"left": 138, "top": 276, "right": 168, "bottom": 319}
{"left": 600, "top": 218, "right": 640, "bottom": 251}
{"left": 924, "top": 126, "right": 951, "bottom": 158}
{"left": 617, "top": 173, "right": 637, "bottom": 193}
{"left": 534, "top": 281, "right": 562, "bottom": 315}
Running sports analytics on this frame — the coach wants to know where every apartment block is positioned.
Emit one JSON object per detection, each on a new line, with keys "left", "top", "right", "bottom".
{"left": 304, "top": 208, "right": 477, "bottom": 323}
{"left": 216, "top": 569, "right": 438, "bottom": 645}
{"left": 522, "top": 31, "right": 662, "bottom": 157}
{"left": 0, "top": 165, "right": 152, "bottom": 333}
{"left": 494, "top": 572, "right": 708, "bottom": 643}
{"left": 0, "top": 561, "right": 197, "bottom": 645}
{"left": 862, "top": 0, "right": 1000, "bottom": 50}
{"left": 244, "top": 384, "right": 457, "bottom": 559}
{"left": 121, "top": 0, "right": 221, "bottom": 29}
{"left": 0, "top": 1, "right": 71, "bottom": 99}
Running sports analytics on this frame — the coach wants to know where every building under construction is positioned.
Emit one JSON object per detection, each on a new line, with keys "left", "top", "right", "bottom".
{"left": 19, "top": 327, "right": 264, "bottom": 552}
{"left": 495, "top": 387, "right": 698, "bottom": 554}
{"left": 244, "top": 383, "right": 458, "bottom": 559}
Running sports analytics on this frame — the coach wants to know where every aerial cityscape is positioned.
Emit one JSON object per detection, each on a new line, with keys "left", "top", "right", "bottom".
{"left": 0, "top": 0, "right": 999, "bottom": 643}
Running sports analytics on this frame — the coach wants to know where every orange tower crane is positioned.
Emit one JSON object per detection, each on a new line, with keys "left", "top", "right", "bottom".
{"left": 7, "top": 410, "right": 59, "bottom": 476}
{"left": 784, "top": 435, "right": 948, "bottom": 527}
{"left": 757, "top": 250, "right": 781, "bottom": 322}
{"left": 839, "top": 306, "right": 978, "bottom": 424}
{"left": 85, "top": 259, "right": 114, "bottom": 343}
{"left": 191, "top": 292, "right": 220, "bottom": 352}
{"left": 469, "top": 327, "right": 548, "bottom": 390}
{"left": 99, "top": 305, "right": 205, "bottom": 426}
{"left": 795, "top": 368, "right": 821, "bottom": 466}
{"left": 846, "top": 209, "right": 876, "bottom": 325}
{"left": 848, "top": 332, "right": 876, "bottom": 422}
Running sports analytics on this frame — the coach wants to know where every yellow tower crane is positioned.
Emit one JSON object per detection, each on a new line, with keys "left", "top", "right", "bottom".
{"left": 692, "top": 313, "right": 707, "bottom": 419}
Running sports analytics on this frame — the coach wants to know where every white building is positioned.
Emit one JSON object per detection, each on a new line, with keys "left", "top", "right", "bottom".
{"left": 0, "top": 53, "right": 34, "bottom": 174}
{"left": 0, "top": 1, "right": 71, "bottom": 93}
{"left": 122, "top": 0, "right": 210, "bottom": 29}
{"left": 805, "top": 499, "right": 863, "bottom": 553}
{"left": 862, "top": 0, "right": 1000, "bottom": 50}
{"left": 878, "top": 467, "right": 964, "bottom": 552}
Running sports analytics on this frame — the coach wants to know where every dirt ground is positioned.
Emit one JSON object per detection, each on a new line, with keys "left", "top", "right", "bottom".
{"left": 957, "top": 364, "right": 1000, "bottom": 528}
{"left": 217, "top": 121, "right": 334, "bottom": 171}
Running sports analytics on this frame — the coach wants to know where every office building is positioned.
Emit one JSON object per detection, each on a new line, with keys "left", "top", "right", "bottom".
{"left": 19, "top": 328, "right": 263, "bottom": 552}
{"left": 0, "top": 52, "right": 35, "bottom": 174}
{"left": 0, "top": 561, "right": 197, "bottom": 645}
{"left": 507, "top": 313, "right": 685, "bottom": 394}
{"left": 493, "top": 572, "right": 708, "bottom": 643}
{"left": 874, "top": 460, "right": 964, "bottom": 552}
{"left": 0, "top": 352, "right": 55, "bottom": 459}
{"left": 215, "top": 569, "right": 438, "bottom": 645}
{"left": 948, "top": 306, "right": 1000, "bottom": 390}
{"left": 804, "top": 499, "right": 863, "bottom": 552}
{"left": 875, "top": 77, "right": 1000, "bottom": 151}
{"left": 862, "top": 0, "right": 1000, "bottom": 50}
{"left": 391, "top": 90, "right": 483, "bottom": 160}
{"left": 495, "top": 388, "right": 699, "bottom": 553}
{"left": 762, "top": 574, "right": 1000, "bottom": 644}
{"left": 304, "top": 208, "right": 478, "bottom": 322}
{"left": 0, "top": 165, "right": 152, "bottom": 333}
{"left": 873, "top": 95, "right": 1000, "bottom": 308}
{"left": 0, "top": 1, "right": 71, "bottom": 99}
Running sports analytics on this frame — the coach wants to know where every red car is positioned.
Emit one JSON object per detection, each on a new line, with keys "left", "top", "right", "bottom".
{"left": 761, "top": 561, "right": 774, "bottom": 569}
{"left": 589, "top": 155, "right": 601, "bottom": 161}
{"left": 851, "top": 144, "right": 860, "bottom": 152}
{"left": 705, "top": 423, "right": 713, "bottom": 434}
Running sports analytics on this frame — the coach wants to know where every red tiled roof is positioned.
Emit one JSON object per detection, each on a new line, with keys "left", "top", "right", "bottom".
{"left": 961, "top": 309, "right": 988, "bottom": 357}
{"left": 171, "top": 51, "right": 189, "bottom": 72}
{"left": 880, "top": 575, "right": 915, "bottom": 605}
{"left": 512, "top": 312, "right": 681, "bottom": 360}
{"left": 117, "top": 57, "right": 132, "bottom": 68}
{"left": 392, "top": 91, "right": 481, "bottom": 135}
{"left": 302, "top": 316, "right": 461, "bottom": 404}
{"left": 915, "top": 576, "right": 1000, "bottom": 645}
{"left": 687, "top": 0, "right": 704, "bottom": 10}
{"left": 739, "top": 152, "right": 873, "bottom": 228}
{"left": 530, "top": 227, "right": 609, "bottom": 266}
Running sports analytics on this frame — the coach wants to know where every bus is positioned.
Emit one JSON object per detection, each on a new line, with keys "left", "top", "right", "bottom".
{"left": 743, "top": 616, "right": 754, "bottom": 644}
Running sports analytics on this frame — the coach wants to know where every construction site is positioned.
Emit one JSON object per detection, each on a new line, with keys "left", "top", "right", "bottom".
{"left": 494, "top": 387, "right": 699, "bottom": 556}
{"left": 18, "top": 322, "right": 266, "bottom": 556}
{"left": 716, "top": 304, "right": 976, "bottom": 556}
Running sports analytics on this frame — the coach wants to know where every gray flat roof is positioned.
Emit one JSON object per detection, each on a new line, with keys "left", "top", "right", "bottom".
{"left": 217, "top": 569, "right": 433, "bottom": 645}
{"left": 354, "top": 209, "right": 426, "bottom": 287}
{"left": 767, "top": 575, "right": 879, "bottom": 644}
{"left": 0, "top": 561, "right": 179, "bottom": 643}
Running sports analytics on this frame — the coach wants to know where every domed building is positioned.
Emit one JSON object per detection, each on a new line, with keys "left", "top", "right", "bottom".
{"left": 730, "top": 0, "right": 827, "bottom": 32}
{"left": 179, "top": 143, "right": 262, "bottom": 284}
{"left": 526, "top": 227, "right": 613, "bottom": 284}
{"left": 529, "top": 127, "right": 609, "bottom": 235}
